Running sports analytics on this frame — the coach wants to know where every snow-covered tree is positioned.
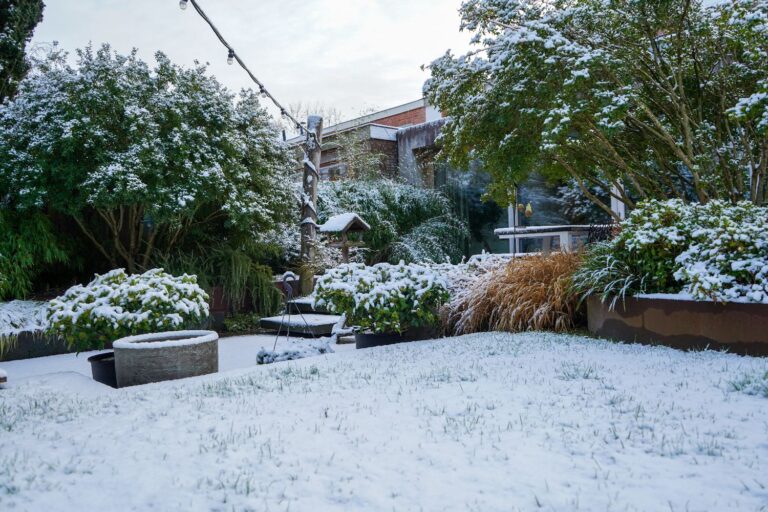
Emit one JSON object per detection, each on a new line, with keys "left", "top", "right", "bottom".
{"left": 0, "top": 45, "right": 294, "bottom": 272}
{"left": 424, "top": 0, "right": 768, "bottom": 217}
{"left": 0, "top": 0, "right": 44, "bottom": 104}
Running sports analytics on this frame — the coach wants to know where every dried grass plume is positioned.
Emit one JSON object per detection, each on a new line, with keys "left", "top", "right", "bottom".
{"left": 443, "top": 252, "right": 582, "bottom": 335}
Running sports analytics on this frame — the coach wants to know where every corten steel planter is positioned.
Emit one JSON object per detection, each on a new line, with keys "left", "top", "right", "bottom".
{"left": 113, "top": 330, "right": 218, "bottom": 388}
{"left": 355, "top": 327, "right": 437, "bottom": 349}
{"left": 587, "top": 296, "right": 768, "bottom": 355}
{"left": 88, "top": 351, "right": 117, "bottom": 388}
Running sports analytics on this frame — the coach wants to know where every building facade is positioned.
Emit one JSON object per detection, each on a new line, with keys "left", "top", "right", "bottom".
{"left": 289, "top": 98, "right": 582, "bottom": 255}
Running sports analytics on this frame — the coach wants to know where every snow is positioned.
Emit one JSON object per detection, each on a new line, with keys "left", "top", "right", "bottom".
{"left": 302, "top": 155, "right": 317, "bottom": 173}
{"left": 634, "top": 292, "right": 768, "bottom": 304}
{"left": 300, "top": 217, "right": 317, "bottom": 226}
{"left": 0, "top": 300, "right": 48, "bottom": 335}
{"left": 112, "top": 330, "right": 218, "bottom": 350}
{"left": 256, "top": 338, "right": 334, "bottom": 364}
{"left": 318, "top": 212, "right": 370, "bottom": 233}
{"left": 262, "top": 313, "right": 343, "bottom": 328}
{"left": 0, "top": 334, "right": 355, "bottom": 384}
{"left": 1, "top": 332, "right": 767, "bottom": 511}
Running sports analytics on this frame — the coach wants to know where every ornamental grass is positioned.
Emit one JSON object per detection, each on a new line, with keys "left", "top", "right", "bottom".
{"left": 442, "top": 252, "right": 582, "bottom": 335}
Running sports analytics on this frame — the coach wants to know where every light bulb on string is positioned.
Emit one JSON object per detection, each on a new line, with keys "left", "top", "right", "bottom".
{"left": 179, "top": 0, "right": 188, "bottom": 10}
{"left": 259, "top": 87, "right": 267, "bottom": 98}
{"left": 227, "top": 49, "right": 235, "bottom": 65}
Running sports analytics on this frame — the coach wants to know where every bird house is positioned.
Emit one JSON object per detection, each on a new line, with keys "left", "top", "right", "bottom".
{"left": 318, "top": 213, "right": 371, "bottom": 263}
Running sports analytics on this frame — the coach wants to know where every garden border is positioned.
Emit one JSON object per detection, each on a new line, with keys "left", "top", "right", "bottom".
{"left": 587, "top": 296, "right": 768, "bottom": 355}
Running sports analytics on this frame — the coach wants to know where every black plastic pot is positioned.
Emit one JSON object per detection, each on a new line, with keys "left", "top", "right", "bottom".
{"left": 88, "top": 351, "right": 117, "bottom": 388}
{"left": 355, "top": 327, "right": 436, "bottom": 349}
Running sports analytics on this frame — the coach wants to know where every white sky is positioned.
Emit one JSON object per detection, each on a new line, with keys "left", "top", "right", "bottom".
{"left": 31, "top": 0, "right": 472, "bottom": 122}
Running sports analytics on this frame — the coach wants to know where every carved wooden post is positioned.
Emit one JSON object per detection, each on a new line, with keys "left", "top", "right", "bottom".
{"left": 300, "top": 115, "right": 323, "bottom": 295}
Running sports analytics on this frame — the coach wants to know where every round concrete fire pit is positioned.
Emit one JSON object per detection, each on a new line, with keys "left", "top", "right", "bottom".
{"left": 113, "top": 330, "right": 218, "bottom": 388}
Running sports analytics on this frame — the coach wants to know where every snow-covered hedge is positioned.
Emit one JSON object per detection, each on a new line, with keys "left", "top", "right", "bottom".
{"left": 573, "top": 200, "right": 768, "bottom": 304}
{"left": 314, "top": 262, "right": 449, "bottom": 334}
{"left": 48, "top": 269, "right": 209, "bottom": 351}
{"left": 674, "top": 202, "right": 768, "bottom": 303}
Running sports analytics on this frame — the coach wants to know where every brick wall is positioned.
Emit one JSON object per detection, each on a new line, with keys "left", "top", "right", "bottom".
{"left": 369, "top": 139, "right": 399, "bottom": 178}
{"left": 375, "top": 107, "right": 426, "bottom": 128}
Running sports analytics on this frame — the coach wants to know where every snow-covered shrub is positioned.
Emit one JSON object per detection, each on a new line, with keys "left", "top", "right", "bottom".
{"left": 314, "top": 262, "right": 449, "bottom": 334}
{"left": 674, "top": 202, "right": 768, "bottom": 303}
{"left": 572, "top": 199, "right": 692, "bottom": 302}
{"left": 48, "top": 269, "right": 209, "bottom": 351}
{"left": 0, "top": 300, "right": 48, "bottom": 336}
{"left": 317, "top": 179, "right": 468, "bottom": 264}
{"left": 612, "top": 199, "right": 693, "bottom": 292}
{"left": 573, "top": 200, "right": 768, "bottom": 304}
{"left": 0, "top": 45, "right": 294, "bottom": 274}
{"left": 261, "top": 220, "right": 346, "bottom": 272}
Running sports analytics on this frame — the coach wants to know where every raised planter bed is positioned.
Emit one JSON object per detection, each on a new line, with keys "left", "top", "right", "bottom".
{"left": 0, "top": 331, "right": 74, "bottom": 361}
{"left": 587, "top": 295, "right": 768, "bottom": 355}
{"left": 113, "top": 330, "right": 218, "bottom": 388}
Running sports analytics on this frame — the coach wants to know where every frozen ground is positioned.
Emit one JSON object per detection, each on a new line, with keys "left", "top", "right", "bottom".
{"left": 1, "top": 332, "right": 768, "bottom": 511}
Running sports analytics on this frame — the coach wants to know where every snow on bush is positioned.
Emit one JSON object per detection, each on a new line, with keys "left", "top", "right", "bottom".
{"left": 674, "top": 202, "right": 768, "bottom": 303}
{"left": 48, "top": 269, "right": 209, "bottom": 351}
{"left": 317, "top": 179, "right": 468, "bottom": 264}
{"left": 0, "top": 300, "right": 49, "bottom": 336}
{"left": 0, "top": 45, "right": 294, "bottom": 272}
{"left": 428, "top": 253, "right": 511, "bottom": 296}
{"left": 314, "top": 262, "right": 449, "bottom": 334}
{"left": 574, "top": 199, "right": 768, "bottom": 304}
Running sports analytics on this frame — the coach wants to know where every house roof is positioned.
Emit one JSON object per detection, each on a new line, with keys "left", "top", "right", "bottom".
{"left": 286, "top": 98, "right": 435, "bottom": 145}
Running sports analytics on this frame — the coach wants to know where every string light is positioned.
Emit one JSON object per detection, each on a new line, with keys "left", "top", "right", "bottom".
{"left": 179, "top": 0, "right": 312, "bottom": 140}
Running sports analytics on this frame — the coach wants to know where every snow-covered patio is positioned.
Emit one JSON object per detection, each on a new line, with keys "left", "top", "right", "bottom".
{"left": 1, "top": 333, "right": 767, "bottom": 511}
{"left": 0, "top": 334, "right": 356, "bottom": 393}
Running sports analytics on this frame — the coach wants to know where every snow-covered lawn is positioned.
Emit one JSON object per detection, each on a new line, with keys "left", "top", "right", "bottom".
{"left": 1, "top": 332, "right": 768, "bottom": 511}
